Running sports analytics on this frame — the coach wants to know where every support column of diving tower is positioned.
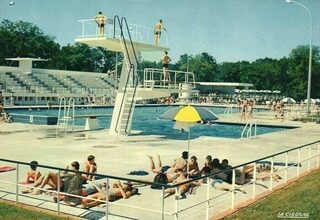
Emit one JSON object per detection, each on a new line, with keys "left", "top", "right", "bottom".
{"left": 75, "top": 16, "right": 169, "bottom": 135}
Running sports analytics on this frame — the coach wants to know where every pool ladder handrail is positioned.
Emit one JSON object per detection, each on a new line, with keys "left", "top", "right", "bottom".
{"left": 56, "top": 97, "right": 75, "bottom": 133}
{"left": 224, "top": 104, "right": 233, "bottom": 114}
{"left": 241, "top": 120, "right": 257, "bottom": 139}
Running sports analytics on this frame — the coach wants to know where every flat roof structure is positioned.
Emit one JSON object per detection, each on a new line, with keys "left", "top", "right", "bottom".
{"left": 195, "top": 82, "right": 253, "bottom": 87}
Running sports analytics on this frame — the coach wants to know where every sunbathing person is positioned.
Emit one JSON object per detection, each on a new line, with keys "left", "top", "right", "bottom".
{"left": 81, "top": 181, "right": 138, "bottom": 208}
{"left": 24, "top": 161, "right": 41, "bottom": 184}
{"left": 147, "top": 155, "right": 177, "bottom": 182}
{"left": 83, "top": 155, "right": 97, "bottom": 182}
{"left": 200, "top": 166, "right": 246, "bottom": 194}
{"left": 164, "top": 169, "right": 195, "bottom": 198}
{"left": 22, "top": 161, "right": 80, "bottom": 195}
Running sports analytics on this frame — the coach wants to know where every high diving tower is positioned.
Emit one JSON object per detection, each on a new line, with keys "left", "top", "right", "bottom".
{"left": 76, "top": 16, "right": 196, "bottom": 135}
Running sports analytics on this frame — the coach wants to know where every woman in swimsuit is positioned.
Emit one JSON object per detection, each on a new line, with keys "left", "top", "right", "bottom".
{"left": 25, "top": 161, "right": 41, "bottom": 184}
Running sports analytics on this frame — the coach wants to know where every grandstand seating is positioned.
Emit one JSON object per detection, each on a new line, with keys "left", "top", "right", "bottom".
{"left": 0, "top": 66, "right": 117, "bottom": 105}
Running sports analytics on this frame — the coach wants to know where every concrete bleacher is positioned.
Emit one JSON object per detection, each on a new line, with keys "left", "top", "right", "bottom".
{"left": 0, "top": 65, "right": 117, "bottom": 106}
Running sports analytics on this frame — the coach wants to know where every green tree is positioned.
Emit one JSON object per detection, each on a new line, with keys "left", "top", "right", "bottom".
{"left": 176, "top": 53, "right": 218, "bottom": 82}
{"left": 0, "top": 20, "right": 60, "bottom": 67}
{"left": 288, "top": 45, "right": 320, "bottom": 100}
{"left": 52, "top": 43, "right": 118, "bottom": 72}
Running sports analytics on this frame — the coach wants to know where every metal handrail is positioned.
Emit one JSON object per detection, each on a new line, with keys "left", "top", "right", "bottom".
{"left": 113, "top": 15, "right": 139, "bottom": 135}
{"left": 0, "top": 140, "right": 319, "bottom": 220}
{"left": 143, "top": 68, "right": 196, "bottom": 89}
{"left": 121, "top": 17, "right": 140, "bottom": 134}
{"left": 113, "top": 16, "right": 133, "bottom": 134}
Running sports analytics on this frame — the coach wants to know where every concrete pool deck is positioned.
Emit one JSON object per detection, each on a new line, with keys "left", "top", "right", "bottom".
{"left": 0, "top": 109, "right": 319, "bottom": 219}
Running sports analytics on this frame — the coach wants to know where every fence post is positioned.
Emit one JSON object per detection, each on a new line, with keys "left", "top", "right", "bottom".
{"left": 161, "top": 186, "right": 165, "bottom": 220}
{"left": 317, "top": 142, "right": 320, "bottom": 168}
{"left": 57, "top": 170, "right": 61, "bottom": 214}
{"left": 175, "top": 186, "right": 180, "bottom": 220}
{"left": 231, "top": 169, "right": 235, "bottom": 209}
{"left": 105, "top": 178, "right": 109, "bottom": 220}
{"left": 308, "top": 145, "right": 311, "bottom": 172}
{"left": 297, "top": 148, "right": 301, "bottom": 177}
{"left": 269, "top": 157, "right": 274, "bottom": 191}
{"left": 15, "top": 163, "right": 19, "bottom": 204}
{"left": 206, "top": 177, "right": 210, "bottom": 220}
{"left": 252, "top": 163, "right": 256, "bottom": 199}
{"left": 285, "top": 152, "right": 288, "bottom": 183}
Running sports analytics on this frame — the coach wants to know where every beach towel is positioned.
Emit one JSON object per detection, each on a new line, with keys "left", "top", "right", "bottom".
{"left": 0, "top": 166, "right": 16, "bottom": 172}
{"left": 127, "top": 170, "right": 149, "bottom": 176}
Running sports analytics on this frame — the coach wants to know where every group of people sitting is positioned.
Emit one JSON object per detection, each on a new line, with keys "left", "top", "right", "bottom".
{"left": 20, "top": 152, "right": 281, "bottom": 208}
{"left": 148, "top": 151, "right": 282, "bottom": 198}
{"left": 21, "top": 155, "right": 139, "bottom": 208}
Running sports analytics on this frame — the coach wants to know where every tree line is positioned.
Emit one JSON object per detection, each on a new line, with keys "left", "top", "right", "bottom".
{"left": 1, "top": 20, "right": 319, "bottom": 100}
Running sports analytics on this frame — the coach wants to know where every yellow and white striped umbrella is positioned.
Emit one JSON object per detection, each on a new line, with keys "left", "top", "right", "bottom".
{"left": 159, "top": 105, "right": 218, "bottom": 123}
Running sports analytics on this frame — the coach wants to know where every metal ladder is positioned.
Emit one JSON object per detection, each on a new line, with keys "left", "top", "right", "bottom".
{"left": 224, "top": 104, "right": 233, "bottom": 114}
{"left": 112, "top": 16, "right": 139, "bottom": 136}
{"left": 241, "top": 120, "right": 257, "bottom": 139}
{"left": 56, "top": 97, "right": 75, "bottom": 133}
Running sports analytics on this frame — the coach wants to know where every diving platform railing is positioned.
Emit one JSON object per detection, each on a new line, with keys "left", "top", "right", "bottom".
{"left": 143, "top": 68, "right": 196, "bottom": 90}
{"left": 78, "top": 18, "right": 169, "bottom": 47}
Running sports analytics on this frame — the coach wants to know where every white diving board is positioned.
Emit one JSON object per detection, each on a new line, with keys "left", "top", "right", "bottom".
{"left": 75, "top": 37, "right": 169, "bottom": 53}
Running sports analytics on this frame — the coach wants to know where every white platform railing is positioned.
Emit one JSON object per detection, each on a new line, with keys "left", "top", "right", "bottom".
{"left": 78, "top": 18, "right": 169, "bottom": 47}
{"left": 143, "top": 68, "right": 196, "bottom": 90}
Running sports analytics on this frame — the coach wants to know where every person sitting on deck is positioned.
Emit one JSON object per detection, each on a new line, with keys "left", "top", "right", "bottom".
{"left": 22, "top": 161, "right": 81, "bottom": 195}
{"left": 24, "top": 161, "right": 41, "bottom": 184}
{"left": 81, "top": 181, "right": 138, "bottom": 208}
{"left": 83, "top": 155, "right": 97, "bottom": 182}
{"left": 188, "top": 156, "right": 200, "bottom": 178}
{"left": 203, "top": 155, "right": 213, "bottom": 170}
{"left": 171, "top": 151, "right": 188, "bottom": 172}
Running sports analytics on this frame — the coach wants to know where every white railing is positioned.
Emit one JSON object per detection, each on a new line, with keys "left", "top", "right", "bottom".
{"left": 0, "top": 141, "right": 319, "bottom": 220}
{"left": 143, "top": 68, "right": 196, "bottom": 90}
{"left": 241, "top": 120, "right": 257, "bottom": 139}
{"left": 78, "top": 18, "right": 169, "bottom": 47}
{"left": 224, "top": 104, "right": 233, "bottom": 114}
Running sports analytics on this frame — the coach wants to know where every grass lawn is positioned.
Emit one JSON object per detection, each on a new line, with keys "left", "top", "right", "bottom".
{"left": 0, "top": 201, "right": 73, "bottom": 220}
{"left": 226, "top": 170, "right": 320, "bottom": 220}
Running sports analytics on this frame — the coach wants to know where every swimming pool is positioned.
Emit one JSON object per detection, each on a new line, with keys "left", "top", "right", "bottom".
{"left": 7, "top": 106, "right": 291, "bottom": 139}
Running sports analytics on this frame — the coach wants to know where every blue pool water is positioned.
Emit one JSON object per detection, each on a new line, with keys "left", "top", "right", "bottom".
{"left": 7, "top": 106, "right": 290, "bottom": 139}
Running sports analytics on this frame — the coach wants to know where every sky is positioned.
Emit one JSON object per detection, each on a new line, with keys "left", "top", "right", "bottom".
{"left": 0, "top": 0, "right": 319, "bottom": 63}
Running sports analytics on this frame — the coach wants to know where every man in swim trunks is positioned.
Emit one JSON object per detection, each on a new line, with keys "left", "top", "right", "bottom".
{"left": 83, "top": 155, "right": 97, "bottom": 182}
{"left": 95, "top": 11, "right": 107, "bottom": 37}
{"left": 171, "top": 151, "right": 188, "bottom": 172}
{"left": 154, "top": 19, "right": 166, "bottom": 46}
{"left": 81, "top": 181, "right": 138, "bottom": 208}
{"left": 162, "top": 51, "right": 171, "bottom": 81}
